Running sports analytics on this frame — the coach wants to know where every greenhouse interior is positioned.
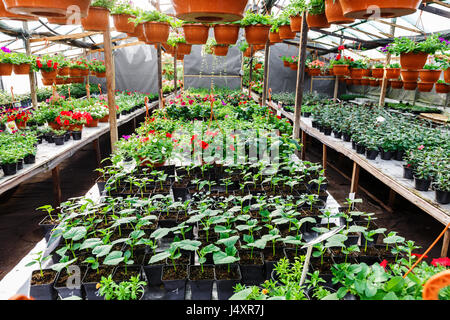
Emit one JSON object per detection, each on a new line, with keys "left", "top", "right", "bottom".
{"left": 0, "top": 0, "right": 449, "bottom": 303}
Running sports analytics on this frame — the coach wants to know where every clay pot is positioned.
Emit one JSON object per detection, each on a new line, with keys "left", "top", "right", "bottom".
{"left": 81, "top": 6, "right": 110, "bottom": 32}
{"left": 99, "top": 114, "right": 109, "bottom": 123}
{"left": 56, "top": 66, "right": 69, "bottom": 76}
{"left": 214, "top": 24, "right": 240, "bottom": 44}
{"left": 417, "top": 82, "right": 434, "bottom": 92}
{"left": 54, "top": 77, "right": 64, "bottom": 85}
{"left": 13, "top": 63, "right": 30, "bottom": 75}
{"left": 182, "top": 23, "right": 209, "bottom": 44}
{"left": 290, "top": 63, "right": 298, "bottom": 71}
{"left": 345, "top": 79, "right": 352, "bottom": 85}
{"left": 360, "top": 78, "right": 370, "bottom": 86}
{"left": 85, "top": 118, "right": 99, "bottom": 128}
{"left": 3, "top": 0, "right": 90, "bottom": 18}
{"left": 41, "top": 70, "right": 57, "bottom": 79}
{"left": 278, "top": 25, "right": 296, "bottom": 40}
{"left": 72, "top": 77, "right": 84, "bottom": 84}
{"left": 80, "top": 69, "right": 89, "bottom": 76}
{"left": 353, "top": 79, "right": 361, "bottom": 85}
{"left": 306, "top": 13, "right": 330, "bottom": 28}
{"left": 283, "top": 61, "right": 289, "bottom": 67}
{"left": 350, "top": 68, "right": 363, "bottom": 79}
{"left": 339, "top": 0, "right": 421, "bottom": 19}
{"left": 403, "top": 81, "right": 417, "bottom": 90}
{"left": 325, "top": 0, "right": 355, "bottom": 24}
{"left": 243, "top": 47, "right": 252, "bottom": 58}
{"left": 177, "top": 55, "right": 185, "bottom": 61}
{"left": 41, "top": 78, "right": 55, "bottom": 86}
{"left": 253, "top": 44, "right": 265, "bottom": 51}
{"left": 391, "top": 80, "right": 403, "bottom": 89}
{"left": 177, "top": 43, "right": 192, "bottom": 55}
{"left": 436, "top": 82, "right": 450, "bottom": 94}
{"left": 96, "top": 72, "right": 106, "bottom": 78}
{"left": 244, "top": 24, "right": 271, "bottom": 45}
{"left": 333, "top": 65, "right": 349, "bottom": 76}
{"left": 309, "top": 68, "right": 321, "bottom": 76}
{"left": 444, "top": 69, "right": 450, "bottom": 83}
{"left": 47, "top": 16, "right": 74, "bottom": 25}
{"left": 370, "top": 79, "right": 380, "bottom": 87}
{"left": 213, "top": 45, "right": 229, "bottom": 56}
{"left": 419, "top": 69, "right": 442, "bottom": 83}
{"left": 162, "top": 43, "right": 175, "bottom": 55}
{"left": 112, "top": 14, "right": 135, "bottom": 34}
{"left": 371, "top": 68, "right": 384, "bottom": 78}
{"left": 0, "top": 63, "right": 13, "bottom": 76}
{"left": 290, "top": 15, "right": 302, "bottom": 32}
{"left": 135, "top": 23, "right": 146, "bottom": 41}
{"left": 69, "top": 68, "right": 82, "bottom": 77}
{"left": 401, "top": 69, "right": 419, "bottom": 82}
{"left": 172, "top": 0, "right": 248, "bottom": 22}
{"left": 385, "top": 68, "right": 401, "bottom": 79}
{"left": 328, "top": 68, "right": 335, "bottom": 76}
{"left": 269, "top": 31, "right": 282, "bottom": 43}
{"left": 144, "top": 22, "right": 170, "bottom": 44}
{"left": 400, "top": 52, "right": 428, "bottom": 70}
{"left": 0, "top": 1, "right": 38, "bottom": 20}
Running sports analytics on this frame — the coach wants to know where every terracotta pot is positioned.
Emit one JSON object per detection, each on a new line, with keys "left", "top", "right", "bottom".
{"left": 162, "top": 43, "right": 175, "bottom": 55}
{"left": 444, "top": 69, "right": 450, "bottom": 83}
{"left": 213, "top": 24, "right": 240, "bottom": 45}
{"left": 325, "top": 0, "right": 355, "bottom": 24}
{"left": 243, "top": 47, "right": 252, "bottom": 58}
{"left": 403, "top": 81, "right": 417, "bottom": 90}
{"left": 81, "top": 6, "right": 109, "bottom": 32}
{"left": 353, "top": 79, "right": 361, "bottom": 85}
{"left": 177, "top": 43, "right": 192, "bottom": 55}
{"left": 306, "top": 13, "right": 330, "bottom": 29}
{"left": 362, "top": 69, "right": 371, "bottom": 77}
{"left": 339, "top": 0, "right": 421, "bottom": 19}
{"left": 57, "top": 66, "right": 69, "bottom": 76}
{"left": 436, "top": 82, "right": 450, "bottom": 94}
{"left": 144, "top": 21, "right": 170, "bottom": 44}
{"left": 401, "top": 69, "right": 419, "bottom": 82}
{"left": 172, "top": 0, "right": 248, "bottom": 22}
{"left": 47, "top": 16, "right": 72, "bottom": 25}
{"left": 400, "top": 52, "right": 428, "bottom": 70}
{"left": 112, "top": 14, "right": 135, "bottom": 33}
{"left": 134, "top": 23, "right": 146, "bottom": 42}
{"left": 345, "top": 79, "right": 352, "bottom": 85}
{"left": 72, "top": 77, "right": 84, "bottom": 84}
{"left": 253, "top": 44, "right": 265, "bottom": 51}
{"left": 99, "top": 114, "right": 109, "bottom": 123}
{"left": 385, "top": 68, "right": 401, "bottom": 79}
{"left": 85, "top": 118, "right": 99, "bottom": 128}
{"left": 183, "top": 23, "right": 209, "bottom": 44}
{"left": 419, "top": 69, "right": 442, "bottom": 83}
{"left": 41, "top": 78, "right": 55, "bottom": 86}
{"left": 278, "top": 25, "right": 296, "bottom": 40}
{"left": 391, "top": 80, "right": 403, "bottom": 89}
{"left": 350, "top": 68, "right": 363, "bottom": 79}
{"left": 290, "top": 15, "right": 302, "bottom": 32}
{"left": 309, "top": 68, "right": 321, "bottom": 76}
{"left": 177, "top": 55, "right": 185, "bottom": 61}
{"left": 372, "top": 68, "right": 384, "bottom": 78}
{"left": 3, "top": 0, "right": 90, "bottom": 18}
{"left": 339, "top": 76, "right": 347, "bottom": 83}
{"left": 360, "top": 79, "right": 370, "bottom": 86}
{"left": 69, "top": 68, "right": 82, "bottom": 77}
{"left": 0, "top": 63, "right": 13, "bottom": 76}
{"left": 96, "top": 71, "right": 106, "bottom": 78}
{"left": 290, "top": 63, "right": 298, "bottom": 71}
{"left": 283, "top": 61, "right": 289, "bottom": 67}
{"left": 370, "top": 79, "right": 380, "bottom": 87}
{"left": 0, "top": 1, "right": 37, "bottom": 20}
{"left": 213, "top": 45, "right": 229, "bottom": 56}
{"left": 69, "top": 124, "right": 83, "bottom": 131}
{"left": 41, "top": 69, "right": 57, "bottom": 79}
{"left": 328, "top": 68, "right": 335, "bottom": 76}
{"left": 54, "top": 77, "right": 64, "bottom": 85}
{"left": 387, "top": 80, "right": 392, "bottom": 88}
{"left": 417, "top": 82, "right": 434, "bottom": 92}
{"left": 244, "top": 24, "right": 271, "bottom": 45}
{"left": 15, "top": 121, "right": 27, "bottom": 129}
{"left": 269, "top": 31, "right": 282, "bottom": 43}
{"left": 13, "top": 63, "right": 30, "bottom": 75}
{"left": 80, "top": 69, "right": 89, "bottom": 76}
{"left": 333, "top": 65, "right": 349, "bottom": 76}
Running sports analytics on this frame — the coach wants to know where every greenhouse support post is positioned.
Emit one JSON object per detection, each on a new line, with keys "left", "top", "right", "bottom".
{"left": 22, "top": 21, "right": 37, "bottom": 107}
{"left": 248, "top": 46, "right": 254, "bottom": 97}
{"left": 333, "top": 34, "right": 343, "bottom": 101}
{"left": 157, "top": 43, "right": 162, "bottom": 107}
{"left": 379, "top": 19, "right": 396, "bottom": 107}
{"left": 262, "top": 39, "right": 270, "bottom": 106}
{"left": 174, "top": 48, "right": 177, "bottom": 96}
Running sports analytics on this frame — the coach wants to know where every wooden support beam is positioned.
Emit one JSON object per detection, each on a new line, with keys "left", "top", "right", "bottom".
{"left": 93, "top": 139, "right": 101, "bottom": 172}
{"left": 173, "top": 49, "right": 178, "bottom": 96}
{"left": 52, "top": 165, "right": 62, "bottom": 207}
{"left": 301, "top": 130, "right": 307, "bottom": 161}
{"left": 89, "top": 41, "right": 145, "bottom": 53}
{"left": 344, "top": 25, "right": 383, "bottom": 39}
{"left": 441, "top": 229, "right": 450, "bottom": 257}
{"left": 370, "top": 18, "right": 425, "bottom": 35}
{"left": 22, "top": 21, "right": 37, "bottom": 108}
{"left": 388, "top": 189, "right": 396, "bottom": 209}
{"left": 333, "top": 75, "right": 339, "bottom": 101}
{"left": 157, "top": 43, "right": 163, "bottom": 107}
{"left": 30, "top": 31, "right": 102, "bottom": 43}
{"left": 248, "top": 45, "right": 254, "bottom": 97}
{"left": 379, "top": 19, "right": 396, "bottom": 107}
{"left": 262, "top": 39, "right": 270, "bottom": 106}
{"left": 350, "top": 162, "right": 360, "bottom": 194}
{"left": 322, "top": 144, "right": 327, "bottom": 173}
{"left": 431, "top": 0, "right": 450, "bottom": 9}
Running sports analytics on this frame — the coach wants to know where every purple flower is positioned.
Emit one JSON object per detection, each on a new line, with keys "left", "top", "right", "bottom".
{"left": 122, "top": 135, "right": 131, "bottom": 140}
{"left": 1, "top": 47, "right": 11, "bottom": 53}
{"left": 221, "top": 100, "right": 227, "bottom": 106}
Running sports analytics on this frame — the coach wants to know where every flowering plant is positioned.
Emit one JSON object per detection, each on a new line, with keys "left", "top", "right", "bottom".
{"left": 80, "top": 102, "right": 108, "bottom": 119}
{"left": 0, "top": 47, "right": 13, "bottom": 64}
{"left": 69, "top": 57, "right": 89, "bottom": 70}
{"left": 90, "top": 59, "right": 106, "bottom": 73}
{"left": 34, "top": 55, "right": 59, "bottom": 72}
{"left": 308, "top": 59, "right": 325, "bottom": 69}
{"left": 329, "top": 55, "right": 353, "bottom": 66}
{"left": 56, "top": 110, "right": 93, "bottom": 128}
{"left": 167, "top": 33, "right": 186, "bottom": 47}
{"left": 110, "top": 0, "right": 134, "bottom": 15}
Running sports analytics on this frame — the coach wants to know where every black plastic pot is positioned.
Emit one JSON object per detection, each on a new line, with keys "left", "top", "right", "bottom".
{"left": 333, "top": 130, "right": 342, "bottom": 139}
{"left": 45, "top": 133, "right": 54, "bottom": 143}
{"left": 343, "top": 133, "right": 351, "bottom": 142}
{"left": 29, "top": 269, "right": 58, "bottom": 300}
{"left": 263, "top": 247, "right": 286, "bottom": 280}
{"left": 53, "top": 135, "right": 65, "bottom": 146}
{"left": 188, "top": 265, "right": 215, "bottom": 300}
{"left": 81, "top": 267, "right": 110, "bottom": 300}
{"left": 311, "top": 120, "right": 318, "bottom": 128}
{"left": 302, "top": 112, "right": 311, "bottom": 118}
{"left": 435, "top": 190, "right": 450, "bottom": 204}
{"left": 414, "top": 177, "right": 431, "bottom": 192}
{"left": 403, "top": 165, "right": 414, "bottom": 179}
{"left": 64, "top": 132, "right": 71, "bottom": 142}
{"left": 215, "top": 264, "right": 242, "bottom": 301}
{"left": 351, "top": 141, "right": 356, "bottom": 149}
{"left": 393, "top": 150, "right": 404, "bottom": 161}
{"left": 54, "top": 268, "right": 85, "bottom": 299}
{"left": 323, "top": 127, "right": 332, "bottom": 136}
{"left": 356, "top": 143, "right": 366, "bottom": 154}
{"left": 161, "top": 265, "right": 187, "bottom": 300}
{"left": 366, "top": 149, "right": 378, "bottom": 160}
{"left": 238, "top": 250, "right": 265, "bottom": 285}
{"left": 1, "top": 162, "right": 17, "bottom": 176}
{"left": 17, "top": 158, "right": 23, "bottom": 170}
{"left": 72, "top": 130, "right": 82, "bottom": 140}
{"left": 380, "top": 150, "right": 393, "bottom": 161}
{"left": 116, "top": 113, "right": 120, "bottom": 119}
{"left": 38, "top": 215, "right": 58, "bottom": 241}
{"left": 24, "top": 154, "right": 36, "bottom": 164}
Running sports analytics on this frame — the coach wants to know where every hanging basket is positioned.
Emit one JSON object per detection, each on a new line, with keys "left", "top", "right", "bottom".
{"left": 47, "top": 16, "right": 73, "bottom": 25}
{"left": 385, "top": 68, "right": 401, "bottom": 79}
{"left": 419, "top": 69, "right": 442, "bottom": 83}
{"left": 3, "top": 0, "right": 90, "bottom": 18}
{"left": 213, "top": 45, "right": 229, "bottom": 56}
{"left": 177, "top": 43, "right": 192, "bottom": 55}
{"left": 13, "top": 63, "right": 30, "bottom": 75}
{"left": 306, "top": 13, "right": 330, "bottom": 29}
{"left": 444, "top": 69, "right": 450, "bottom": 83}
{"left": 162, "top": 43, "right": 175, "bottom": 55}
{"left": 72, "top": 77, "right": 84, "bottom": 84}
{"left": 183, "top": 23, "right": 209, "bottom": 44}
{"left": 96, "top": 72, "right": 106, "bottom": 78}
{"left": 309, "top": 68, "right": 321, "bottom": 76}
{"left": 144, "top": 22, "right": 170, "bottom": 44}
{"left": 325, "top": 0, "right": 355, "bottom": 24}
{"left": 371, "top": 68, "right": 384, "bottom": 78}
{"left": 69, "top": 68, "right": 82, "bottom": 77}
{"left": 58, "top": 66, "right": 70, "bottom": 76}
{"left": 278, "top": 25, "right": 296, "bottom": 40}
{"left": 41, "top": 69, "right": 57, "bottom": 79}
{"left": 290, "top": 15, "right": 302, "bottom": 32}
{"left": 436, "top": 82, "right": 450, "bottom": 94}
{"left": 172, "top": 0, "right": 248, "bottom": 22}
{"left": 113, "top": 14, "right": 135, "bottom": 33}
{"left": 360, "top": 78, "right": 370, "bottom": 86}
{"left": 362, "top": 69, "right": 371, "bottom": 77}
{"left": 0, "top": 1, "right": 37, "bottom": 20}
{"left": 135, "top": 23, "right": 146, "bottom": 41}
{"left": 418, "top": 82, "right": 434, "bottom": 92}
{"left": 400, "top": 52, "right": 428, "bottom": 70}
{"left": 290, "top": 63, "right": 298, "bottom": 71}
{"left": 369, "top": 79, "right": 380, "bottom": 87}
{"left": 391, "top": 80, "right": 403, "bottom": 89}
{"left": 339, "top": 0, "right": 421, "bottom": 19}
{"left": 41, "top": 78, "right": 55, "bottom": 86}
{"left": 213, "top": 24, "right": 240, "bottom": 45}
{"left": 244, "top": 24, "right": 271, "bottom": 45}
{"left": 403, "top": 81, "right": 417, "bottom": 90}
{"left": 81, "top": 6, "right": 110, "bottom": 32}
{"left": 0, "top": 63, "right": 13, "bottom": 76}
{"left": 269, "top": 31, "right": 282, "bottom": 43}
{"left": 333, "top": 65, "right": 349, "bottom": 76}
{"left": 54, "top": 77, "right": 64, "bottom": 85}
{"left": 177, "top": 55, "right": 185, "bottom": 61}
{"left": 401, "top": 69, "right": 419, "bottom": 82}
{"left": 350, "top": 68, "right": 363, "bottom": 79}
{"left": 243, "top": 47, "right": 252, "bottom": 58}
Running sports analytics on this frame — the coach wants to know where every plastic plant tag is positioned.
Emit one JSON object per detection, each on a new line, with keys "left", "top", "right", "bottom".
{"left": 5, "top": 121, "right": 18, "bottom": 133}
{"left": 376, "top": 116, "right": 386, "bottom": 123}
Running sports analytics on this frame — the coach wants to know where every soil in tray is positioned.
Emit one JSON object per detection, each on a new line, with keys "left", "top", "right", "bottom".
{"left": 159, "top": 211, "right": 178, "bottom": 221}
{"left": 154, "top": 186, "right": 172, "bottom": 194}
{"left": 31, "top": 269, "right": 58, "bottom": 285}
{"left": 83, "top": 266, "right": 115, "bottom": 283}
{"left": 56, "top": 267, "right": 86, "bottom": 287}
{"left": 239, "top": 250, "right": 263, "bottom": 265}
{"left": 346, "top": 246, "right": 379, "bottom": 258}
{"left": 162, "top": 265, "right": 188, "bottom": 280}
{"left": 176, "top": 214, "right": 190, "bottom": 223}
{"left": 113, "top": 267, "right": 141, "bottom": 282}
{"left": 263, "top": 247, "right": 285, "bottom": 261}
{"left": 310, "top": 258, "right": 334, "bottom": 274}
{"left": 215, "top": 265, "right": 241, "bottom": 280}
{"left": 189, "top": 266, "right": 215, "bottom": 280}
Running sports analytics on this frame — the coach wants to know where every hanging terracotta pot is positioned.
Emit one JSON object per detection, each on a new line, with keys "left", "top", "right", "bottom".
{"left": 403, "top": 81, "right": 417, "bottom": 90}
{"left": 354, "top": 79, "right": 362, "bottom": 85}
{"left": 177, "top": 43, "right": 192, "bottom": 56}
{"left": 278, "top": 25, "right": 296, "bottom": 40}
{"left": 69, "top": 68, "right": 82, "bottom": 77}
{"left": 360, "top": 78, "right": 370, "bottom": 86}
{"left": 177, "top": 55, "right": 185, "bottom": 61}
{"left": 283, "top": 60, "right": 289, "bottom": 67}
{"left": 135, "top": 23, "right": 146, "bottom": 41}
{"left": 213, "top": 24, "right": 240, "bottom": 45}
{"left": 3, "top": 0, "right": 90, "bottom": 18}
{"left": 81, "top": 6, "right": 110, "bottom": 32}
{"left": 47, "top": 16, "right": 72, "bottom": 25}
{"left": 418, "top": 82, "right": 434, "bottom": 92}
{"left": 253, "top": 44, "right": 265, "bottom": 51}
{"left": 387, "top": 80, "right": 392, "bottom": 88}
{"left": 183, "top": 23, "right": 209, "bottom": 44}
{"left": 13, "top": 63, "right": 30, "bottom": 75}
{"left": 333, "top": 65, "right": 349, "bottom": 76}
{"left": 372, "top": 68, "right": 384, "bottom": 78}
{"left": 96, "top": 72, "right": 106, "bottom": 78}
{"left": 362, "top": 69, "right": 371, "bottom": 77}
{"left": 162, "top": 43, "right": 175, "bottom": 55}
{"left": 339, "top": 0, "right": 421, "bottom": 19}
{"left": 339, "top": 76, "right": 347, "bottom": 83}
{"left": 328, "top": 68, "right": 335, "bottom": 76}
{"left": 54, "top": 77, "right": 64, "bottom": 85}
{"left": 58, "top": 66, "right": 70, "bottom": 76}
{"left": 113, "top": 14, "right": 135, "bottom": 34}
{"left": 290, "top": 63, "right": 298, "bottom": 71}
{"left": 243, "top": 47, "right": 252, "bottom": 58}
{"left": 72, "top": 77, "right": 84, "bottom": 84}
{"left": 290, "top": 15, "right": 302, "bottom": 32}
{"left": 350, "top": 68, "right": 363, "bottom": 79}
{"left": 444, "top": 69, "right": 450, "bottom": 83}
{"left": 345, "top": 78, "right": 352, "bottom": 85}
{"left": 269, "top": 31, "right": 282, "bottom": 43}
{"left": 436, "top": 82, "right": 450, "bottom": 94}
{"left": 419, "top": 69, "right": 442, "bottom": 83}
{"left": 385, "top": 68, "right": 401, "bottom": 79}
{"left": 401, "top": 69, "right": 419, "bottom": 82}
{"left": 325, "top": 0, "right": 355, "bottom": 24}
{"left": 370, "top": 79, "right": 380, "bottom": 87}
{"left": 0, "top": 1, "right": 37, "bottom": 20}
{"left": 213, "top": 45, "right": 229, "bottom": 56}
{"left": 41, "top": 78, "right": 55, "bottom": 86}
{"left": 391, "top": 80, "right": 403, "bottom": 89}
{"left": 41, "top": 69, "right": 57, "bottom": 79}
{"left": 0, "top": 63, "right": 13, "bottom": 76}
{"left": 244, "top": 24, "right": 271, "bottom": 45}
{"left": 80, "top": 69, "right": 89, "bottom": 76}
{"left": 309, "top": 68, "right": 321, "bottom": 76}
{"left": 306, "top": 13, "right": 330, "bottom": 29}
{"left": 172, "top": 0, "right": 248, "bottom": 22}
{"left": 400, "top": 52, "right": 428, "bottom": 70}
{"left": 144, "top": 22, "right": 170, "bottom": 44}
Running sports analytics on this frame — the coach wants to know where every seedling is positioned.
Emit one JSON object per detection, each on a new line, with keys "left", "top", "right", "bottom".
{"left": 26, "top": 251, "right": 52, "bottom": 277}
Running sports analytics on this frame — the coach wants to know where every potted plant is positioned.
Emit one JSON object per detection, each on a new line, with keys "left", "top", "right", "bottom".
{"left": 371, "top": 63, "right": 385, "bottom": 78}
{"left": 98, "top": 274, "right": 146, "bottom": 300}
{"left": 10, "top": 52, "right": 33, "bottom": 75}
{"left": 0, "top": 1, "right": 38, "bottom": 21}
{"left": 276, "top": 12, "right": 296, "bottom": 40}
{"left": 419, "top": 64, "right": 442, "bottom": 83}
{"left": 339, "top": 0, "right": 421, "bottom": 19}
{"left": 214, "top": 22, "right": 241, "bottom": 45}
{"left": 69, "top": 57, "right": 90, "bottom": 77}
{"left": 385, "top": 63, "right": 401, "bottom": 79}
{"left": 52, "top": 129, "right": 67, "bottom": 146}
{"left": 81, "top": 0, "right": 113, "bottom": 32}
{"left": 433, "top": 173, "right": 450, "bottom": 205}
{"left": 91, "top": 59, "right": 106, "bottom": 78}
{"left": 0, "top": 47, "right": 13, "bottom": 76}
{"left": 401, "top": 69, "right": 419, "bottom": 82}
{"left": 240, "top": 11, "right": 272, "bottom": 45}
{"left": 435, "top": 80, "right": 450, "bottom": 93}
{"left": 306, "top": 0, "right": 330, "bottom": 29}
{"left": 213, "top": 236, "right": 242, "bottom": 300}
{"left": 325, "top": 0, "right": 354, "bottom": 24}
{"left": 269, "top": 23, "right": 282, "bottom": 43}
{"left": 182, "top": 21, "right": 210, "bottom": 45}
{"left": 414, "top": 160, "right": 434, "bottom": 192}
{"left": 0, "top": 149, "right": 19, "bottom": 176}
{"left": 134, "top": 10, "right": 171, "bottom": 44}
{"left": 3, "top": 0, "right": 90, "bottom": 18}
{"left": 403, "top": 81, "right": 417, "bottom": 90}
{"left": 330, "top": 53, "right": 351, "bottom": 76}
{"left": 286, "top": 0, "right": 306, "bottom": 32}
{"left": 111, "top": 0, "right": 135, "bottom": 33}
{"left": 167, "top": 33, "right": 191, "bottom": 56}
{"left": 391, "top": 78, "right": 403, "bottom": 89}
{"left": 418, "top": 82, "right": 434, "bottom": 92}
{"left": 26, "top": 251, "right": 58, "bottom": 300}
{"left": 172, "top": 0, "right": 248, "bottom": 23}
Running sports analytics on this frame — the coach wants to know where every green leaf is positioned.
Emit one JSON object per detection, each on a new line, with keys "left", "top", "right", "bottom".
{"left": 103, "top": 251, "right": 124, "bottom": 265}
{"left": 80, "top": 238, "right": 102, "bottom": 250}
{"left": 385, "top": 276, "right": 405, "bottom": 293}
{"left": 149, "top": 251, "right": 171, "bottom": 264}
{"left": 229, "top": 288, "right": 253, "bottom": 300}
{"left": 92, "top": 244, "right": 112, "bottom": 258}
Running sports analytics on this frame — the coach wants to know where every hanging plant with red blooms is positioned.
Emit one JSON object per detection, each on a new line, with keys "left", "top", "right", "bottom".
{"left": 34, "top": 55, "right": 59, "bottom": 72}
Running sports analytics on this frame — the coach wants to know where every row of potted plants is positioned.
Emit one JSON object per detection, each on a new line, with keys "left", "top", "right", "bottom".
{"left": 0, "top": 130, "right": 37, "bottom": 176}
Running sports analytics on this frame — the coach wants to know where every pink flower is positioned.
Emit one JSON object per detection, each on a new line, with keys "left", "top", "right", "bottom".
{"left": 418, "top": 145, "right": 425, "bottom": 150}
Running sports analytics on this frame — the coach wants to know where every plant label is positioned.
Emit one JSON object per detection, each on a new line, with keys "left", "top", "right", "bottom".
{"left": 5, "top": 121, "right": 18, "bottom": 133}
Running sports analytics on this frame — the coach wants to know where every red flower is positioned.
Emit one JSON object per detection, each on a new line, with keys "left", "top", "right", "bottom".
{"left": 64, "top": 120, "right": 69, "bottom": 126}
{"left": 338, "top": 45, "right": 345, "bottom": 51}
{"left": 229, "top": 144, "right": 235, "bottom": 151}
{"left": 276, "top": 115, "right": 282, "bottom": 120}
{"left": 431, "top": 257, "right": 450, "bottom": 267}
{"left": 411, "top": 253, "right": 428, "bottom": 259}
{"left": 148, "top": 130, "right": 155, "bottom": 134}
{"left": 190, "top": 134, "right": 197, "bottom": 144}
{"left": 336, "top": 54, "right": 341, "bottom": 60}
{"left": 379, "top": 260, "right": 388, "bottom": 271}
{"left": 166, "top": 133, "right": 172, "bottom": 138}
{"left": 199, "top": 141, "right": 209, "bottom": 150}
{"left": 418, "top": 145, "right": 425, "bottom": 150}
